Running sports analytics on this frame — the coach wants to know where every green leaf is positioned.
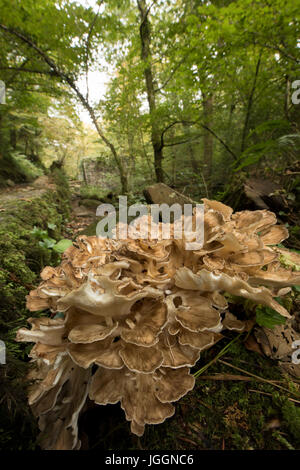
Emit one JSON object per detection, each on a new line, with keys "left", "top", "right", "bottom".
{"left": 255, "top": 305, "right": 286, "bottom": 329}
{"left": 52, "top": 239, "right": 73, "bottom": 253}
{"left": 31, "top": 226, "right": 48, "bottom": 239}
{"left": 47, "top": 223, "right": 57, "bottom": 230}
{"left": 234, "top": 140, "right": 277, "bottom": 171}
{"left": 248, "top": 119, "right": 290, "bottom": 138}
{"left": 38, "top": 237, "right": 56, "bottom": 249}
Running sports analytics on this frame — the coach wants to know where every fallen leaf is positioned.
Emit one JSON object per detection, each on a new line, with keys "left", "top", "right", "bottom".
{"left": 244, "top": 334, "right": 264, "bottom": 356}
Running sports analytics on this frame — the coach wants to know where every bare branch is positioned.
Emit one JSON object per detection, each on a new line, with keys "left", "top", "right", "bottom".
{"left": 200, "top": 123, "right": 238, "bottom": 161}
{"left": 160, "top": 119, "right": 238, "bottom": 161}
{"left": 164, "top": 136, "right": 202, "bottom": 147}
{"left": 155, "top": 50, "right": 195, "bottom": 93}
{"left": 253, "top": 39, "right": 299, "bottom": 64}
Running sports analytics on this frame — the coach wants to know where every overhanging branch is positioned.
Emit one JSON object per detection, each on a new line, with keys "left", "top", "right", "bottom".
{"left": 160, "top": 119, "right": 238, "bottom": 160}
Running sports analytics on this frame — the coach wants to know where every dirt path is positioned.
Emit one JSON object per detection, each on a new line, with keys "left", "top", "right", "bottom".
{"left": 0, "top": 176, "right": 98, "bottom": 238}
{"left": 0, "top": 175, "right": 55, "bottom": 208}
{"left": 64, "top": 180, "right": 98, "bottom": 238}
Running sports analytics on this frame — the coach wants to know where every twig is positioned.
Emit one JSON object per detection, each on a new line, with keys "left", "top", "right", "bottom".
{"left": 200, "top": 171, "right": 209, "bottom": 198}
{"left": 193, "top": 333, "right": 244, "bottom": 378}
{"left": 196, "top": 398, "right": 213, "bottom": 410}
{"left": 219, "top": 360, "right": 300, "bottom": 398}
{"left": 177, "top": 436, "right": 198, "bottom": 446}
{"left": 248, "top": 389, "right": 300, "bottom": 405}
{"left": 200, "top": 373, "right": 252, "bottom": 381}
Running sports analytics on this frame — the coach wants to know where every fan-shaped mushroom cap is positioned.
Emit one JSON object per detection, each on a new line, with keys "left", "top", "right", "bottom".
{"left": 68, "top": 339, "right": 123, "bottom": 369}
{"left": 202, "top": 198, "right": 233, "bottom": 221}
{"left": 119, "top": 343, "right": 164, "bottom": 373}
{"left": 68, "top": 323, "right": 118, "bottom": 344}
{"left": 16, "top": 317, "right": 67, "bottom": 345}
{"left": 178, "top": 329, "right": 219, "bottom": 351}
{"left": 58, "top": 273, "right": 162, "bottom": 318}
{"left": 222, "top": 312, "right": 246, "bottom": 332}
{"left": 174, "top": 292, "right": 221, "bottom": 332}
{"left": 158, "top": 332, "right": 201, "bottom": 367}
{"left": 90, "top": 366, "right": 194, "bottom": 434}
{"left": 120, "top": 298, "right": 167, "bottom": 347}
{"left": 174, "top": 267, "right": 291, "bottom": 318}
{"left": 259, "top": 225, "right": 289, "bottom": 245}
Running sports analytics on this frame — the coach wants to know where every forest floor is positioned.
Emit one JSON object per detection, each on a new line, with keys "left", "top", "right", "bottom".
{"left": 0, "top": 177, "right": 53, "bottom": 207}
{"left": 64, "top": 180, "right": 96, "bottom": 238}
{"left": 1, "top": 177, "right": 300, "bottom": 451}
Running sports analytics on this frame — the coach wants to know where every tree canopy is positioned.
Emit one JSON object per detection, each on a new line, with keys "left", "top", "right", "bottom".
{"left": 0, "top": 0, "right": 299, "bottom": 195}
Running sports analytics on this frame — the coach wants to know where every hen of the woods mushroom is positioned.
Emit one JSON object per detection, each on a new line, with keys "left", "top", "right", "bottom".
{"left": 16, "top": 199, "right": 300, "bottom": 450}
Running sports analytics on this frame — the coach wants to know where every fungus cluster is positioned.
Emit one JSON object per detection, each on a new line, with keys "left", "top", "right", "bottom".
{"left": 16, "top": 199, "right": 300, "bottom": 449}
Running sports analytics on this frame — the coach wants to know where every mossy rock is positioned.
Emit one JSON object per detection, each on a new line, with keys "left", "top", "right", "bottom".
{"left": 78, "top": 198, "right": 101, "bottom": 209}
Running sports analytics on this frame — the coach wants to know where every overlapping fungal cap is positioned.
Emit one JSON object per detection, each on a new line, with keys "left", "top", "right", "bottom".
{"left": 16, "top": 199, "right": 300, "bottom": 449}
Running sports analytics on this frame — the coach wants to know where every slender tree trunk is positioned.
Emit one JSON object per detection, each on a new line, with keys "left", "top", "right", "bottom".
{"left": 182, "top": 121, "right": 200, "bottom": 176}
{"left": 139, "top": 128, "right": 153, "bottom": 179}
{"left": 284, "top": 74, "right": 291, "bottom": 121}
{"left": 240, "top": 50, "right": 262, "bottom": 153}
{"left": 221, "top": 101, "right": 235, "bottom": 162}
{"left": 127, "top": 131, "right": 136, "bottom": 191}
{"left": 80, "top": 101, "right": 128, "bottom": 194}
{"left": 10, "top": 129, "right": 17, "bottom": 149}
{"left": 202, "top": 93, "right": 214, "bottom": 193}
{"left": 82, "top": 160, "right": 88, "bottom": 184}
{"left": 137, "top": 0, "right": 164, "bottom": 183}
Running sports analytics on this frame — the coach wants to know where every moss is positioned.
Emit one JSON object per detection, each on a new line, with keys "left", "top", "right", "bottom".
{"left": 273, "top": 393, "right": 300, "bottom": 444}
{"left": 79, "top": 198, "right": 101, "bottom": 209}
{"left": 79, "top": 184, "right": 108, "bottom": 201}
{"left": 0, "top": 169, "right": 70, "bottom": 450}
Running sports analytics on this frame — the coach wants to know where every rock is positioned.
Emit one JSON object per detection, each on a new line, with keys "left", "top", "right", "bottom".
{"left": 32, "top": 175, "right": 54, "bottom": 189}
{"left": 144, "top": 183, "right": 197, "bottom": 207}
{"left": 6, "top": 179, "right": 15, "bottom": 187}
{"left": 243, "top": 178, "right": 287, "bottom": 212}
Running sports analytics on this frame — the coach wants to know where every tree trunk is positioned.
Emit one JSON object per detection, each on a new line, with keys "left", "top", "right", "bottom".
{"left": 137, "top": 0, "right": 164, "bottom": 183}
{"left": 127, "top": 131, "right": 136, "bottom": 191}
{"left": 182, "top": 121, "right": 200, "bottom": 176}
{"left": 202, "top": 93, "right": 214, "bottom": 193}
{"left": 86, "top": 104, "right": 128, "bottom": 194}
{"left": 10, "top": 129, "right": 17, "bottom": 150}
{"left": 240, "top": 50, "right": 262, "bottom": 153}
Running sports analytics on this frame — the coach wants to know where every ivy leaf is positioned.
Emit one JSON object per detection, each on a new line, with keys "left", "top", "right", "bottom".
{"left": 52, "top": 239, "right": 73, "bottom": 253}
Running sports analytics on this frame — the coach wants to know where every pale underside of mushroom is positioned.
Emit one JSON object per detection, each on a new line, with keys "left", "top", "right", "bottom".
{"left": 16, "top": 199, "right": 300, "bottom": 449}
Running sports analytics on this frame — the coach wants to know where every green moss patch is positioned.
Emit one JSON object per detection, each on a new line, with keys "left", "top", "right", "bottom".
{"left": 0, "top": 169, "right": 70, "bottom": 450}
